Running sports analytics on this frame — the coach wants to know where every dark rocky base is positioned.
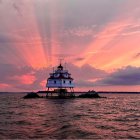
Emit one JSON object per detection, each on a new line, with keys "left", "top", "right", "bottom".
{"left": 78, "top": 92, "right": 101, "bottom": 98}
{"left": 23, "top": 91, "right": 106, "bottom": 99}
{"left": 23, "top": 92, "right": 43, "bottom": 99}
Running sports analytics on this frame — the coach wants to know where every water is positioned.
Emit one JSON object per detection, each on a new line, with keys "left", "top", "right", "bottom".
{"left": 0, "top": 93, "right": 139, "bottom": 139}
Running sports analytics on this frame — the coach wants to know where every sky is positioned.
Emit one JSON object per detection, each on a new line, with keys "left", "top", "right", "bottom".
{"left": 0, "top": 0, "right": 140, "bottom": 92}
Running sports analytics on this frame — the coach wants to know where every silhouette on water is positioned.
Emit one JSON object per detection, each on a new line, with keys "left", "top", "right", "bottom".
{"left": 23, "top": 90, "right": 104, "bottom": 99}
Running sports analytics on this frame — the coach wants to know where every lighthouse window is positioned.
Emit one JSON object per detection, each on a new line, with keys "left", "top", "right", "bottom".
{"left": 63, "top": 80, "right": 65, "bottom": 84}
{"left": 54, "top": 81, "right": 56, "bottom": 84}
{"left": 69, "top": 81, "right": 71, "bottom": 84}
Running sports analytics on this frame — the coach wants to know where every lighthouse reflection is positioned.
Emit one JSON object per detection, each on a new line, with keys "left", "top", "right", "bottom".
{"left": 43, "top": 98, "right": 99, "bottom": 139}
{"left": 42, "top": 99, "right": 78, "bottom": 138}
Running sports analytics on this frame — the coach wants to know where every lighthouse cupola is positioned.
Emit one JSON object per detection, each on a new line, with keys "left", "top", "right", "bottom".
{"left": 57, "top": 64, "right": 63, "bottom": 71}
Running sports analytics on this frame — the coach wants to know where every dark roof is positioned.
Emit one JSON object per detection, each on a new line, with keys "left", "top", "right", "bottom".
{"left": 57, "top": 64, "right": 63, "bottom": 69}
{"left": 48, "top": 78, "right": 73, "bottom": 80}
{"left": 48, "top": 74, "right": 73, "bottom": 80}
{"left": 48, "top": 77, "right": 73, "bottom": 80}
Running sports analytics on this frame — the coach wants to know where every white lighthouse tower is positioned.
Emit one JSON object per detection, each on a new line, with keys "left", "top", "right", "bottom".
{"left": 46, "top": 62, "right": 75, "bottom": 97}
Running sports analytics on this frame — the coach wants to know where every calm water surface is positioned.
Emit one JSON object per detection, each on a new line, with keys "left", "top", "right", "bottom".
{"left": 0, "top": 93, "right": 139, "bottom": 139}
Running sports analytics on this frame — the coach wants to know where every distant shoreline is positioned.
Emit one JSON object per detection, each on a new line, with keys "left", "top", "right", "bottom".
{"left": 98, "top": 92, "right": 140, "bottom": 94}
{"left": 0, "top": 91, "right": 140, "bottom": 94}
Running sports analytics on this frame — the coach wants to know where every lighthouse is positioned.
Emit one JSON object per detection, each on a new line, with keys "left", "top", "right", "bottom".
{"left": 46, "top": 63, "right": 75, "bottom": 97}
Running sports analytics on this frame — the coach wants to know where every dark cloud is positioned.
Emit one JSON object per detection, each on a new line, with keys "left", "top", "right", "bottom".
{"left": 0, "top": 34, "right": 9, "bottom": 43}
{"left": 53, "top": 53, "right": 74, "bottom": 58}
{"left": 0, "top": 33, "right": 23, "bottom": 43}
{"left": 62, "top": 25, "right": 97, "bottom": 37}
{"left": 96, "top": 66, "right": 140, "bottom": 86}
{"left": 0, "top": 63, "right": 33, "bottom": 83}
{"left": 134, "top": 53, "right": 140, "bottom": 59}
{"left": 12, "top": 1, "right": 24, "bottom": 16}
{"left": 0, "top": 33, "right": 15, "bottom": 43}
{"left": 74, "top": 57, "right": 85, "bottom": 61}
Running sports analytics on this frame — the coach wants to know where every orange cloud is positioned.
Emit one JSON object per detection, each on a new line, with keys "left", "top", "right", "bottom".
{"left": 75, "top": 15, "right": 140, "bottom": 71}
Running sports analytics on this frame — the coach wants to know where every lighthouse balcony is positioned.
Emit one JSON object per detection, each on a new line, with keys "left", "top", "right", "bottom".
{"left": 46, "top": 85, "right": 74, "bottom": 88}
{"left": 46, "top": 83, "right": 74, "bottom": 88}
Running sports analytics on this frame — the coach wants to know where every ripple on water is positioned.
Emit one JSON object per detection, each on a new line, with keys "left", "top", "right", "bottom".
{"left": 0, "top": 93, "right": 139, "bottom": 139}
{"left": 52, "top": 126, "right": 97, "bottom": 139}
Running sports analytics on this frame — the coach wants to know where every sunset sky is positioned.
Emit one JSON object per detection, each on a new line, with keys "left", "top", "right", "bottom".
{"left": 0, "top": 0, "right": 140, "bottom": 91}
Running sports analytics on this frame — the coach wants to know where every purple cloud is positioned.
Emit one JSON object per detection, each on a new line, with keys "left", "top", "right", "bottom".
{"left": 96, "top": 66, "right": 140, "bottom": 86}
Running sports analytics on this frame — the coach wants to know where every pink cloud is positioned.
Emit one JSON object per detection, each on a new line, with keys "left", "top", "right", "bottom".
{"left": 11, "top": 75, "right": 36, "bottom": 85}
